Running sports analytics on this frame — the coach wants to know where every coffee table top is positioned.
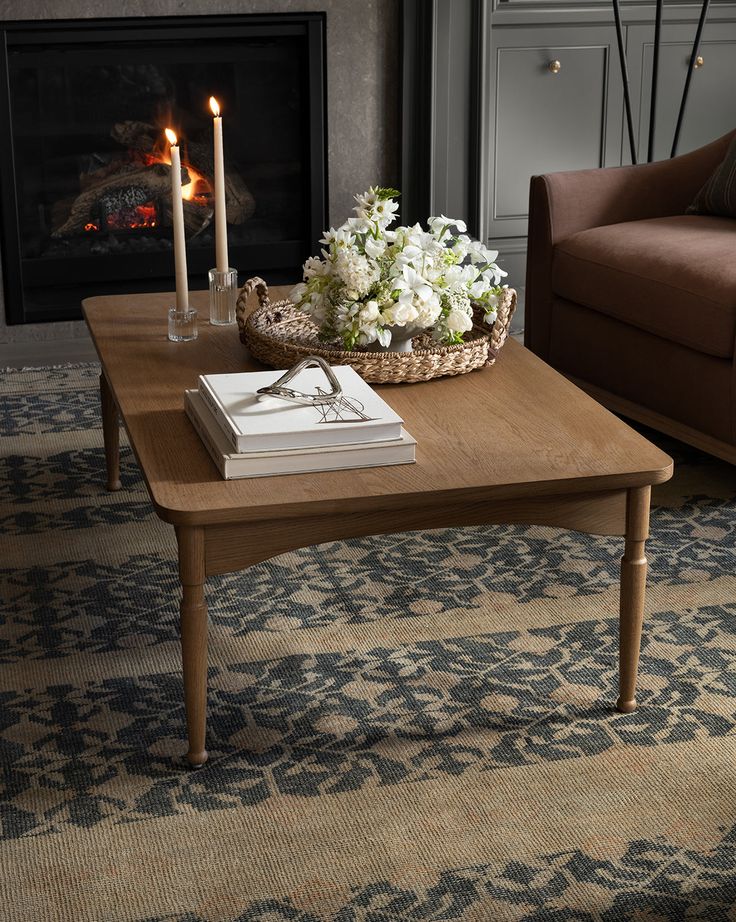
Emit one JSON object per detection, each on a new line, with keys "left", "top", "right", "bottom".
{"left": 83, "top": 289, "right": 672, "bottom": 526}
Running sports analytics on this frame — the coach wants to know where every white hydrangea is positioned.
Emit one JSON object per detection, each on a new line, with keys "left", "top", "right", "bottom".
{"left": 303, "top": 256, "right": 327, "bottom": 279}
{"left": 333, "top": 250, "right": 379, "bottom": 297}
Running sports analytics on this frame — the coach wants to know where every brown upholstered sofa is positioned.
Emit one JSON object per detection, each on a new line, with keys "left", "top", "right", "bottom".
{"left": 525, "top": 130, "right": 736, "bottom": 463}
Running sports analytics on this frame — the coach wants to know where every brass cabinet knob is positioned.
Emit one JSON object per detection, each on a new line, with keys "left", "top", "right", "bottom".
{"left": 694, "top": 55, "right": 705, "bottom": 68}
{"left": 548, "top": 60, "right": 562, "bottom": 74}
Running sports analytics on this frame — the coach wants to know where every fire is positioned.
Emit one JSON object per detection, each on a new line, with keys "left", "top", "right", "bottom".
{"left": 209, "top": 96, "right": 220, "bottom": 117}
{"left": 182, "top": 171, "right": 211, "bottom": 203}
{"left": 81, "top": 124, "right": 213, "bottom": 235}
{"left": 152, "top": 128, "right": 212, "bottom": 203}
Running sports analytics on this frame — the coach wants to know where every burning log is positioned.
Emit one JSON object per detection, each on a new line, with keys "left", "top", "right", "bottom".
{"left": 52, "top": 163, "right": 175, "bottom": 237}
{"left": 112, "top": 120, "right": 255, "bottom": 224}
{"left": 52, "top": 118, "right": 253, "bottom": 238}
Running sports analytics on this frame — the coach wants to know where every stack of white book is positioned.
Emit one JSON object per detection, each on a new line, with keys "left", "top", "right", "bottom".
{"left": 185, "top": 365, "right": 416, "bottom": 479}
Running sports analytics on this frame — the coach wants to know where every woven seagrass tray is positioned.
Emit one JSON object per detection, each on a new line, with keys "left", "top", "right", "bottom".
{"left": 235, "top": 277, "right": 517, "bottom": 385}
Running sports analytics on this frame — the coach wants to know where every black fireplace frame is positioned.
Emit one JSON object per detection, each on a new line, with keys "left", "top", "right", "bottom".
{"left": 0, "top": 13, "right": 327, "bottom": 325}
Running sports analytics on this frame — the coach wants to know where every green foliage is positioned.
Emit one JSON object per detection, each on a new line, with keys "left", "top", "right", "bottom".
{"left": 342, "top": 329, "right": 360, "bottom": 351}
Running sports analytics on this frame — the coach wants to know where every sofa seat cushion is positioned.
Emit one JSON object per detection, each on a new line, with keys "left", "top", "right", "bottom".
{"left": 552, "top": 214, "right": 736, "bottom": 358}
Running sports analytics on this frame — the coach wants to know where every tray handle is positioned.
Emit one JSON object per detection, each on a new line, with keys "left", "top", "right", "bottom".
{"left": 236, "top": 276, "right": 272, "bottom": 333}
{"left": 487, "top": 288, "right": 517, "bottom": 361}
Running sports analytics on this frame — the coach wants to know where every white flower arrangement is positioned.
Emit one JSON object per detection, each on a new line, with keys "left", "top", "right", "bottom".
{"left": 289, "top": 187, "right": 508, "bottom": 350}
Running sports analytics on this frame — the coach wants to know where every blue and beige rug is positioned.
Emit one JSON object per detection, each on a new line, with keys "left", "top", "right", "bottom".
{"left": 1, "top": 362, "right": 735, "bottom": 921}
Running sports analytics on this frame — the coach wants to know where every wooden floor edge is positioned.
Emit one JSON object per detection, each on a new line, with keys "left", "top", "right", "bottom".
{"left": 566, "top": 376, "right": 736, "bottom": 467}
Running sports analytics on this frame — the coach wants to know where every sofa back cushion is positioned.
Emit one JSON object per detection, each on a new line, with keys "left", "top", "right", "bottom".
{"left": 688, "top": 133, "right": 736, "bottom": 218}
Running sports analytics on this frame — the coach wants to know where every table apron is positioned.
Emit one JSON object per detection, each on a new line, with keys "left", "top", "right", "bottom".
{"left": 202, "top": 488, "right": 628, "bottom": 576}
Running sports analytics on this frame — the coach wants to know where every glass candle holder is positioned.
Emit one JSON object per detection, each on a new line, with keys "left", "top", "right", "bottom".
{"left": 168, "top": 306, "right": 198, "bottom": 342}
{"left": 208, "top": 267, "right": 238, "bottom": 325}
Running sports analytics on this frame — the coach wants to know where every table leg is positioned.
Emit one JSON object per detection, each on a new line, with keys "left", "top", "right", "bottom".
{"left": 616, "top": 486, "right": 650, "bottom": 713}
{"left": 99, "top": 374, "right": 121, "bottom": 492}
{"left": 177, "top": 525, "right": 209, "bottom": 767}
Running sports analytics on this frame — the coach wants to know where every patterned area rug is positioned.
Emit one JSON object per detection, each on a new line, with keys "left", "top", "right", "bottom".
{"left": 1, "top": 363, "right": 735, "bottom": 921}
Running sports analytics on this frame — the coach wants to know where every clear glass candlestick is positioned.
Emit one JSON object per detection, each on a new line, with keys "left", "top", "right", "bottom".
{"left": 208, "top": 267, "right": 238, "bottom": 325}
{"left": 168, "top": 306, "right": 198, "bottom": 342}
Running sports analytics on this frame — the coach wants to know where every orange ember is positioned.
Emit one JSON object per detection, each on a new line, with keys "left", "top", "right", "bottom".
{"left": 104, "top": 203, "right": 158, "bottom": 231}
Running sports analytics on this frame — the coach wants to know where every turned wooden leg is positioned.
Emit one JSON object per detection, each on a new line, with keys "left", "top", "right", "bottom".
{"left": 616, "top": 486, "right": 650, "bottom": 713}
{"left": 99, "top": 373, "right": 121, "bottom": 491}
{"left": 177, "top": 525, "right": 209, "bottom": 767}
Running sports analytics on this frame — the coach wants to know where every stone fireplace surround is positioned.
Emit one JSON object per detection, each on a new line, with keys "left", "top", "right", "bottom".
{"left": 0, "top": 0, "right": 400, "bottom": 364}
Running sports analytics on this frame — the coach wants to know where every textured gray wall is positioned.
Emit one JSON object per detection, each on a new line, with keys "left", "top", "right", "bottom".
{"left": 0, "top": 0, "right": 400, "bottom": 352}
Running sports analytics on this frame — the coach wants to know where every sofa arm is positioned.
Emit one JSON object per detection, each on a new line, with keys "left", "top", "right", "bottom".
{"left": 524, "top": 130, "right": 735, "bottom": 359}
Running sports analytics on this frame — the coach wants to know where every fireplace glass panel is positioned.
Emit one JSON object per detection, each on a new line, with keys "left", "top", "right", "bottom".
{"left": 1, "top": 17, "right": 326, "bottom": 323}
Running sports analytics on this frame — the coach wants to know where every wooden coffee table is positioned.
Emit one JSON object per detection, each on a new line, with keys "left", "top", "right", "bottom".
{"left": 83, "top": 289, "right": 673, "bottom": 768}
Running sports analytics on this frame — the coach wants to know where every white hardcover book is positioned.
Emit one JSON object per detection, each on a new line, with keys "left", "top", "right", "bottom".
{"left": 185, "top": 390, "right": 416, "bottom": 479}
{"left": 198, "top": 365, "right": 403, "bottom": 452}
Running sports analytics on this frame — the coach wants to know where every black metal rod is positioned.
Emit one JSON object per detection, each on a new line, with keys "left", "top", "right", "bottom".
{"left": 648, "top": 0, "right": 664, "bottom": 162}
{"left": 612, "top": 0, "right": 638, "bottom": 165}
{"left": 670, "top": 0, "right": 711, "bottom": 158}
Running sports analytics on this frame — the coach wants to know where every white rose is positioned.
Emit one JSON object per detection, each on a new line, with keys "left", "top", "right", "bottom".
{"left": 443, "top": 266, "right": 464, "bottom": 286}
{"left": 384, "top": 301, "right": 419, "bottom": 326}
{"left": 416, "top": 294, "right": 442, "bottom": 326}
{"left": 446, "top": 309, "right": 473, "bottom": 333}
{"left": 359, "top": 300, "right": 380, "bottom": 323}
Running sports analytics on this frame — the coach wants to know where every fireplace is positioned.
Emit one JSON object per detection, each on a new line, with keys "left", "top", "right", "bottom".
{"left": 0, "top": 14, "right": 327, "bottom": 324}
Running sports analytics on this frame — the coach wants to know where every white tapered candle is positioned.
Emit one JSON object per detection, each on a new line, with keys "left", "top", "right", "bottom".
{"left": 209, "top": 97, "right": 229, "bottom": 273}
{"left": 165, "top": 128, "right": 189, "bottom": 311}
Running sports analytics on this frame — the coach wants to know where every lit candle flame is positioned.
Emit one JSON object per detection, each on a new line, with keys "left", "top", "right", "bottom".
{"left": 209, "top": 96, "right": 220, "bottom": 117}
{"left": 165, "top": 128, "right": 177, "bottom": 146}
